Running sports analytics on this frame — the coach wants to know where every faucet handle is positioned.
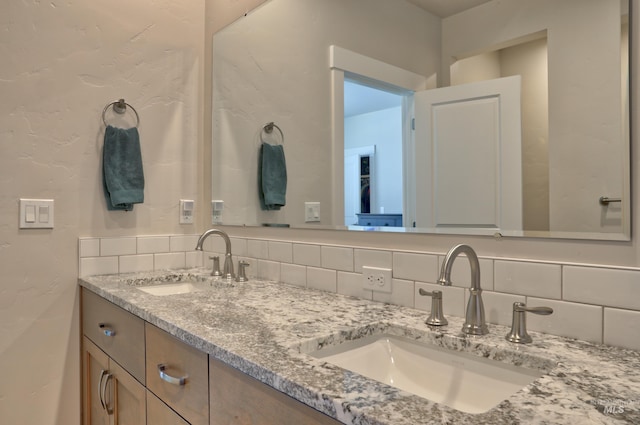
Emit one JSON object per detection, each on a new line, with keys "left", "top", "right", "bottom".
{"left": 208, "top": 256, "right": 222, "bottom": 277}
{"left": 418, "top": 289, "right": 448, "bottom": 326}
{"left": 505, "top": 302, "right": 553, "bottom": 344}
{"left": 236, "top": 260, "right": 249, "bottom": 282}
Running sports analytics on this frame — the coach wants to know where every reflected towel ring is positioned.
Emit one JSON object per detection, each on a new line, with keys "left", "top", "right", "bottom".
{"left": 261, "top": 122, "right": 284, "bottom": 144}
{"left": 102, "top": 99, "right": 140, "bottom": 128}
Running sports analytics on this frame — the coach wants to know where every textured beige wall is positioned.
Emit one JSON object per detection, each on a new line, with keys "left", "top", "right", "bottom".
{"left": 0, "top": 1, "right": 205, "bottom": 424}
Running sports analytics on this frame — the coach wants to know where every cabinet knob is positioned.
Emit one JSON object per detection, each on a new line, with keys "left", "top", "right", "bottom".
{"left": 98, "top": 323, "right": 116, "bottom": 337}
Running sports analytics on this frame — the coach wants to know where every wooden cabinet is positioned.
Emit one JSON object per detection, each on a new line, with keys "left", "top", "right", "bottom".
{"left": 209, "top": 357, "right": 341, "bottom": 425}
{"left": 147, "top": 390, "right": 190, "bottom": 425}
{"left": 82, "top": 289, "right": 145, "bottom": 383}
{"left": 82, "top": 288, "right": 344, "bottom": 425}
{"left": 146, "top": 323, "right": 209, "bottom": 425}
{"left": 82, "top": 337, "right": 146, "bottom": 425}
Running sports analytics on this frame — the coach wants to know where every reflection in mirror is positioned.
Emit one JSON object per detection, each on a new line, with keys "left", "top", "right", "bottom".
{"left": 212, "top": 0, "right": 630, "bottom": 240}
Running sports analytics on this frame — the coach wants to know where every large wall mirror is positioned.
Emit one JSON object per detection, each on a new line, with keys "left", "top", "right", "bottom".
{"left": 212, "top": 0, "right": 630, "bottom": 240}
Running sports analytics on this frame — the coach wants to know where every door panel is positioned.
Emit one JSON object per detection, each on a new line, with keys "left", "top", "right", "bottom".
{"left": 83, "top": 338, "right": 110, "bottom": 425}
{"left": 414, "top": 76, "right": 523, "bottom": 234}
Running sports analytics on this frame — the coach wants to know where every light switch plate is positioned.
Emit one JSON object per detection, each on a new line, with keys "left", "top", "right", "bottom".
{"left": 304, "top": 202, "right": 320, "bottom": 222}
{"left": 19, "top": 198, "right": 54, "bottom": 229}
{"left": 180, "top": 199, "right": 194, "bottom": 224}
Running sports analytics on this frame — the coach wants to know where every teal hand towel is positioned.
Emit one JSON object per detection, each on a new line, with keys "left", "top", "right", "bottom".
{"left": 103, "top": 125, "right": 145, "bottom": 211}
{"left": 259, "top": 142, "right": 287, "bottom": 210}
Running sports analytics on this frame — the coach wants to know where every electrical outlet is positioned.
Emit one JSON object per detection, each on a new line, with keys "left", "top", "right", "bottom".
{"left": 362, "top": 266, "right": 392, "bottom": 293}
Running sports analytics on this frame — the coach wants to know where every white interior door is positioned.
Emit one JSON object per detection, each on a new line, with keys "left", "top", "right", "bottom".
{"left": 413, "top": 76, "right": 523, "bottom": 235}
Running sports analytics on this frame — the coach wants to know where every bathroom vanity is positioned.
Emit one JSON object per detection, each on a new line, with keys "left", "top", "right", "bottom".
{"left": 80, "top": 269, "right": 640, "bottom": 424}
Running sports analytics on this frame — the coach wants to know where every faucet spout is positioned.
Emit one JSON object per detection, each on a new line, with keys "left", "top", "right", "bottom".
{"left": 439, "top": 244, "right": 488, "bottom": 335}
{"left": 195, "top": 229, "right": 235, "bottom": 280}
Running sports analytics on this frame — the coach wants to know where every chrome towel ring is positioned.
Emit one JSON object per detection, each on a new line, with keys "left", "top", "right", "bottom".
{"left": 261, "top": 122, "right": 284, "bottom": 144}
{"left": 102, "top": 99, "right": 140, "bottom": 128}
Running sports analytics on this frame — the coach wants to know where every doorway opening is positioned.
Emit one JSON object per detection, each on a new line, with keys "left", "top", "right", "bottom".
{"left": 343, "top": 79, "right": 406, "bottom": 226}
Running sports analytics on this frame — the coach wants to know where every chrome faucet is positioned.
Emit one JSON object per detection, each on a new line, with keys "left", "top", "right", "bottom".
{"left": 438, "top": 244, "right": 488, "bottom": 335}
{"left": 195, "top": 229, "right": 235, "bottom": 280}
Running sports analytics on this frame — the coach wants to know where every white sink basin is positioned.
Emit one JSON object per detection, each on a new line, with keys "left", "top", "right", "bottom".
{"left": 309, "top": 334, "right": 545, "bottom": 414}
{"left": 138, "top": 282, "right": 203, "bottom": 296}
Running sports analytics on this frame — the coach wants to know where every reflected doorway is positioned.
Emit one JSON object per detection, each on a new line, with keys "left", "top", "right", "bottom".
{"left": 343, "top": 80, "right": 405, "bottom": 226}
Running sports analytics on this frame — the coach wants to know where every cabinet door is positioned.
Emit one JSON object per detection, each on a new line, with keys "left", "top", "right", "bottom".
{"left": 83, "top": 337, "right": 111, "bottom": 425}
{"left": 109, "top": 360, "right": 146, "bottom": 425}
{"left": 147, "top": 390, "right": 190, "bottom": 425}
{"left": 210, "top": 357, "right": 341, "bottom": 425}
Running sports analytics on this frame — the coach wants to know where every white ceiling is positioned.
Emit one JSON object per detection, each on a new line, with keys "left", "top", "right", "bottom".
{"left": 406, "top": 0, "right": 492, "bottom": 18}
{"left": 344, "top": 81, "right": 403, "bottom": 117}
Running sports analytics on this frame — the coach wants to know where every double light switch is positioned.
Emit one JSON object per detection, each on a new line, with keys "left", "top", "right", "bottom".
{"left": 19, "top": 199, "right": 54, "bottom": 229}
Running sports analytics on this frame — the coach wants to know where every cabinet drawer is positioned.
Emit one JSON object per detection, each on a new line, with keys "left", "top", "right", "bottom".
{"left": 82, "top": 289, "right": 145, "bottom": 384}
{"left": 147, "top": 390, "right": 190, "bottom": 425}
{"left": 146, "top": 323, "right": 209, "bottom": 425}
{"left": 210, "top": 357, "right": 342, "bottom": 425}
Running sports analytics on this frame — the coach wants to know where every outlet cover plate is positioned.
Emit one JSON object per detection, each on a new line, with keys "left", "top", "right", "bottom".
{"left": 362, "top": 266, "right": 392, "bottom": 293}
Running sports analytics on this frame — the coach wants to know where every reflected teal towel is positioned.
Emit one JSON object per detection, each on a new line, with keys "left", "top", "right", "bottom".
{"left": 259, "top": 142, "right": 287, "bottom": 210}
{"left": 103, "top": 125, "right": 145, "bottom": 211}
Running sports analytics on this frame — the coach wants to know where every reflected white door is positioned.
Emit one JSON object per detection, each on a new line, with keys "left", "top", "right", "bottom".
{"left": 413, "top": 76, "right": 523, "bottom": 235}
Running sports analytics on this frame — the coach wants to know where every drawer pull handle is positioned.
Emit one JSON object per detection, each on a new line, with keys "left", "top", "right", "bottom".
{"left": 99, "top": 323, "right": 116, "bottom": 337}
{"left": 98, "top": 370, "right": 107, "bottom": 410}
{"left": 158, "top": 364, "right": 187, "bottom": 386}
{"left": 99, "top": 370, "right": 113, "bottom": 414}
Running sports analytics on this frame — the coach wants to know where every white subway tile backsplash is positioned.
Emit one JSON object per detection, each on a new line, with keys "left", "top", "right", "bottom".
{"left": 307, "top": 267, "right": 337, "bottom": 293}
{"left": 154, "top": 252, "right": 185, "bottom": 271}
{"left": 373, "top": 278, "right": 414, "bottom": 308}
{"left": 100, "top": 237, "right": 136, "bottom": 256}
{"left": 415, "top": 282, "right": 465, "bottom": 319}
{"left": 77, "top": 234, "right": 640, "bottom": 350}
{"left": 321, "top": 246, "right": 353, "bottom": 272}
{"left": 479, "top": 291, "right": 526, "bottom": 327}
{"left": 80, "top": 256, "right": 118, "bottom": 277}
{"left": 494, "top": 261, "right": 561, "bottom": 299}
{"left": 293, "top": 244, "right": 321, "bottom": 267}
{"left": 257, "top": 259, "right": 280, "bottom": 281}
{"left": 137, "top": 236, "right": 170, "bottom": 254}
{"left": 604, "top": 308, "right": 640, "bottom": 351}
{"left": 337, "top": 271, "right": 372, "bottom": 299}
{"left": 248, "top": 240, "right": 269, "bottom": 259}
{"left": 564, "top": 266, "right": 640, "bottom": 310}
{"left": 269, "top": 241, "right": 293, "bottom": 263}
{"left": 392, "top": 252, "right": 438, "bottom": 282}
{"left": 230, "top": 238, "right": 248, "bottom": 257}
{"left": 185, "top": 251, "right": 202, "bottom": 268}
{"left": 170, "top": 235, "right": 198, "bottom": 252}
{"left": 119, "top": 254, "right": 154, "bottom": 274}
{"left": 79, "top": 238, "right": 100, "bottom": 257}
{"left": 281, "top": 263, "right": 306, "bottom": 287}
{"left": 354, "top": 249, "right": 392, "bottom": 273}
{"left": 526, "top": 297, "right": 602, "bottom": 344}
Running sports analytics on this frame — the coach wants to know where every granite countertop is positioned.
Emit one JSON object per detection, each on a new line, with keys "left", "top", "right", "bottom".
{"left": 79, "top": 269, "right": 640, "bottom": 424}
